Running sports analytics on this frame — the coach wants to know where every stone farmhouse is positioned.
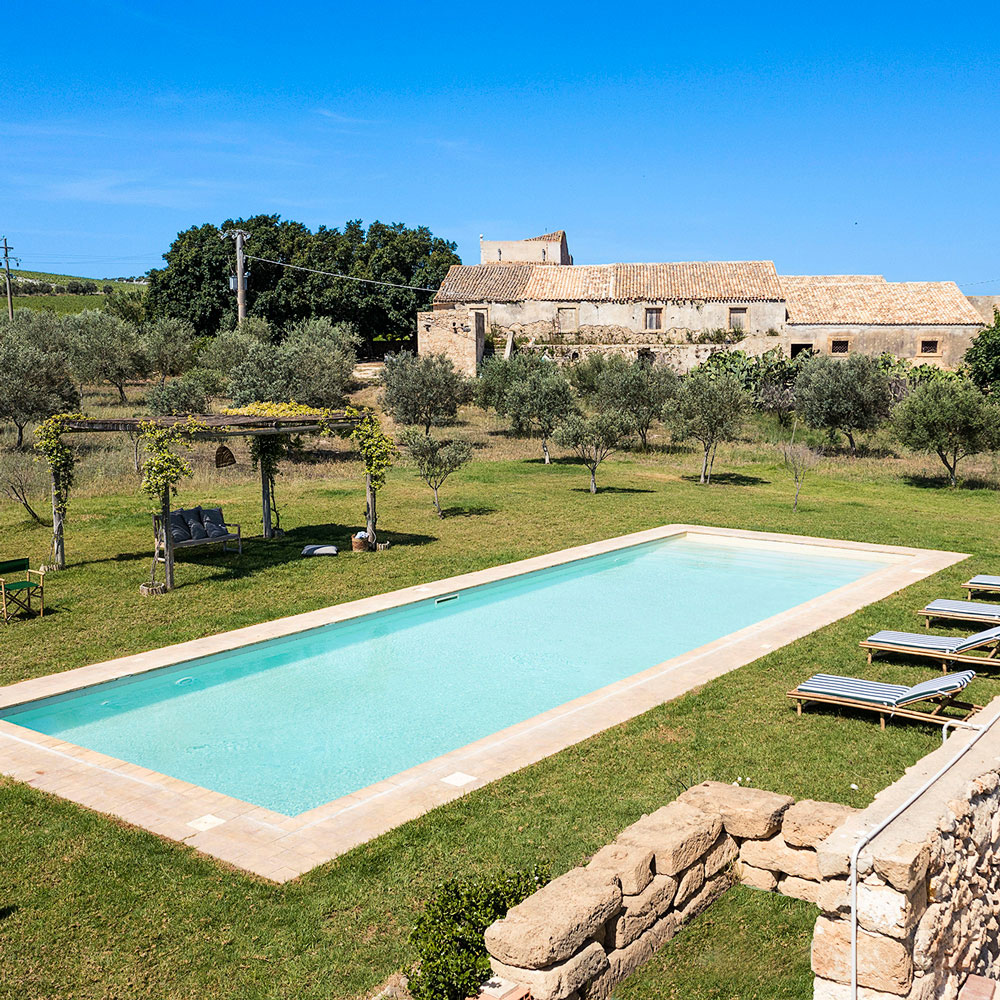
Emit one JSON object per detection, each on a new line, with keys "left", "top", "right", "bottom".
{"left": 417, "top": 231, "right": 986, "bottom": 375}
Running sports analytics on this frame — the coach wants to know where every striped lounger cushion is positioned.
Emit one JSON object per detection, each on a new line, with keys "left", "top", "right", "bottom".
{"left": 924, "top": 600, "right": 1000, "bottom": 620}
{"left": 796, "top": 671, "right": 976, "bottom": 708}
{"left": 866, "top": 625, "right": 1000, "bottom": 653}
{"left": 968, "top": 575, "right": 1000, "bottom": 588}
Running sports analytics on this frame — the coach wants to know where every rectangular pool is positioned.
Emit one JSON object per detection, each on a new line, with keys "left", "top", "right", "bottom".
{"left": 0, "top": 533, "right": 892, "bottom": 816}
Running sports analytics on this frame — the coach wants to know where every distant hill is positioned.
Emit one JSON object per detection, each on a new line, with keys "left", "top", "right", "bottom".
{"left": 11, "top": 268, "right": 146, "bottom": 286}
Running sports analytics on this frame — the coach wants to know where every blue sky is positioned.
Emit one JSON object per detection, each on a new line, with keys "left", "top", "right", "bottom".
{"left": 4, "top": 1, "right": 999, "bottom": 290}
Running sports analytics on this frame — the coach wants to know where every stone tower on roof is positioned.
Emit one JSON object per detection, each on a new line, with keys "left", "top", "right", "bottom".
{"left": 479, "top": 230, "right": 572, "bottom": 266}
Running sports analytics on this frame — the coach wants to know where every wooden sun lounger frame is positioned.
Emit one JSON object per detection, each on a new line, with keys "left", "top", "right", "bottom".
{"left": 787, "top": 688, "right": 983, "bottom": 730}
{"left": 917, "top": 606, "right": 1000, "bottom": 628}
{"left": 963, "top": 578, "right": 1000, "bottom": 598}
{"left": 860, "top": 638, "right": 1000, "bottom": 672}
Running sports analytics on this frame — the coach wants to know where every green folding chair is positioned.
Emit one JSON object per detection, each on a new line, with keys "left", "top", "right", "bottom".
{"left": 0, "top": 559, "right": 45, "bottom": 622}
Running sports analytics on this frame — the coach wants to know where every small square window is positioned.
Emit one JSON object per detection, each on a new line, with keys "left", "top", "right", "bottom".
{"left": 728, "top": 307, "right": 747, "bottom": 331}
{"left": 920, "top": 340, "right": 940, "bottom": 355}
{"left": 831, "top": 339, "right": 850, "bottom": 355}
{"left": 645, "top": 308, "right": 662, "bottom": 330}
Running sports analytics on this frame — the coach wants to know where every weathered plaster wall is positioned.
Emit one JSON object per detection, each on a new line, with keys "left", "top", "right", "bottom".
{"left": 480, "top": 239, "right": 571, "bottom": 265}
{"left": 416, "top": 307, "right": 484, "bottom": 375}
{"left": 780, "top": 325, "right": 981, "bottom": 367}
{"left": 967, "top": 296, "right": 1000, "bottom": 324}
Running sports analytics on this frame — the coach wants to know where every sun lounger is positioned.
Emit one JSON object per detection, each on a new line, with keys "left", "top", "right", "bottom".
{"left": 787, "top": 670, "right": 981, "bottom": 729}
{"left": 860, "top": 625, "right": 1000, "bottom": 670}
{"left": 963, "top": 575, "right": 1000, "bottom": 597}
{"left": 917, "top": 599, "right": 1000, "bottom": 628}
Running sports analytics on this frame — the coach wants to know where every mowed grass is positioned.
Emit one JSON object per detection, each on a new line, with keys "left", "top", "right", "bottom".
{"left": 0, "top": 420, "right": 996, "bottom": 999}
{"left": 12, "top": 294, "right": 108, "bottom": 315}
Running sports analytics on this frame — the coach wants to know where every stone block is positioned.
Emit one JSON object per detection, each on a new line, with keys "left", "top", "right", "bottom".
{"left": 611, "top": 874, "right": 678, "bottom": 949}
{"left": 783, "top": 800, "right": 857, "bottom": 849}
{"left": 857, "top": 880, "right": 926, "bottom": 940}
{"left": 812, "top": 974, "right": 938, "bottom": 1000}
{"left": 617, "top": 801, "right": 722, "bottom": 876}
{"left": 738, "top": 862, "right": 778, "bottom": 891}
{"left": 585, "top": 914, "right": 677, "bottom": 1000}
{"left": 811, "top": 915, "right": 913, "bottom": 995}
{"left": 677, "top": 780, "right": 794, "bottom": 839}
{"left": 587, "top": 843, "right": 654, "bottom": 896}
{"left": 740, "top": 834, "right": 822, "bottom": 881}
{"left": 490, "top": 941, "right": 608, "bottom": 1000}
{"left": 817, "top": 878, "right": 850, "bottom": 915}
{"left": 872, "top": 841, "right": 930, "bottom": 894}
{"left": 959, "top": 976, "right": 997, "bottom": 1000}
{"left": 704, "top": 832, "right": 739, "bottom": 877}
{"left": 673, "top": 863, "right": 705, "bottom": 909}
{"left": 484, "top": 868, "right": 622, "bottom": 969}
{"left": 778, "top": 875, "right": 821, "bottom": 904}
{"left": 677, "top": 869, "right": 736, "bottom": 924}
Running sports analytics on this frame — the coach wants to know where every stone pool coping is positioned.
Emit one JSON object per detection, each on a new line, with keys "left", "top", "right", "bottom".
{"left": 0, "top": 525, "right": 966, "bottom": 882}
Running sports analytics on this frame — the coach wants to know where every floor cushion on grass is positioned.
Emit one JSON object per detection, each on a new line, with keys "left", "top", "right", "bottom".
{"left": 302, "top": 545, "right": 338, "bottom": 557}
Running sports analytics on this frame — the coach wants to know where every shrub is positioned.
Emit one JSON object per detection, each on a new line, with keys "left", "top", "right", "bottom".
{"left": 794, "top": 353, "right": 892, "bottom": 456}
{"left": 894, "top": 378, "right": 995, "bottom": 486}
{"left": 382, "top": 351, "right": 471, "bottom": 433}
{"left": 65, "top": 280, "right": 83, "bottom": 294}
{"left": 409, "top": 866, "right": 550, "bottom": 1000}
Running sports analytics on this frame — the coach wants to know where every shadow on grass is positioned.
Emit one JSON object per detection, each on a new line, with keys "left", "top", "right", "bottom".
{"left": 680, "top": 473, "right": 771, "bottom": 486}
{"left": 903, "top": 474, "right": 997, "bottom": 491}
{"left": 570, "top": 486, "right": 656, "bottom": 495}
{"left": 439, "top": 505, "right": 498, "bottom": 517}
{"left": 0, "top": 905, "right": 19, "bottom": 921}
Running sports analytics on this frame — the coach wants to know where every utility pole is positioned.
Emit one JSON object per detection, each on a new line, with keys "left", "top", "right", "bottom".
{"left": 1, "top": 237, "right": 17, "bottom": 321}
{"left": 221, "top": 228, "right": 250, "bottom": 324}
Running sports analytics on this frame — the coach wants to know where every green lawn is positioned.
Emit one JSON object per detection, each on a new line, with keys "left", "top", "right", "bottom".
{"left": 0, "top": 440, "right": 995, "bottom": 999}
{"left": 12, "top": 294, "right": 108, "bottom": 315}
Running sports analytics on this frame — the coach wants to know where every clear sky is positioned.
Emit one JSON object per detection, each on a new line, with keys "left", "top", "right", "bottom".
{"left": 4, "top": 1, "right": 999, "bottom": 290}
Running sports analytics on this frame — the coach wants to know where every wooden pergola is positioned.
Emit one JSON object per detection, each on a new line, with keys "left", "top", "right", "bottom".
{"left": 54, "top": 411, "right": 358, "bottom": 588}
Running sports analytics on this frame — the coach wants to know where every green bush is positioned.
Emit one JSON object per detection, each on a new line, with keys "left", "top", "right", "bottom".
{"left": 145, "top": 373, "right": 210, "bottom": 416}
{"left": 409, "top": 866, "right": 550, "bottom": 1000}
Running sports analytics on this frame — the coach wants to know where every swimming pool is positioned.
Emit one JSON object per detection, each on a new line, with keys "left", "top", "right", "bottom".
{"left": 1, "top": 532, "right": 893, "bottom": 815}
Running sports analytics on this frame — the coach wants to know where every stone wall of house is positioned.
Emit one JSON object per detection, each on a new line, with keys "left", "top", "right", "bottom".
{"left": 967, "top": 296, "right": 1000, "bottom": 324}
{"left": 415, "top": 306, "right": 484, "bottom": 375}
{"left": 811, "top": 697, "right": 1000, "bottom": 1000}
{"left": 482, "top": 781, "right": 854, "bottom": 1000}
{"left": 778, "top": 324, "right": 981, "bottom": 367}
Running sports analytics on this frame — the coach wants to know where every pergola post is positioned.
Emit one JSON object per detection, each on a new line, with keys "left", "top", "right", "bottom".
{"left": 160, "top": 486, "right": 175, "bottom": 590}
{"left": 261, "top": 463, "right": 273, "bottom": 540}
{"left": 50, "top": 472, "right": 66, "bottom": 571}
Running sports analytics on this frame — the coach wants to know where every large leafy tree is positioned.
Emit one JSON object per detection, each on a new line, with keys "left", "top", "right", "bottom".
{"left": 894, "top": 378, "right": 996, "bottom": 486}
{"left": 145, "top": 216, "right": 460, "bottom": 346}
{"left": 794, "top": 353, "right": 893, "bottom": 456}
{"left": 964, "top": 309, "right": 1000, "bottom": 392}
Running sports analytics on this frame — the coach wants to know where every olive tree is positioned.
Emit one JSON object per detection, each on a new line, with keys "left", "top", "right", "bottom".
{"left": 794, "top": 353, "right": 892, "bottom": 456}
{"left": 555, "top": 411, "right": 633, "bottom": 494}
{"left": 594, "top": 358, "right": 677, "bottom": 448}
{"left": 382, "top": 351, "right": 471, "bottom": 433}
{"left": 478, "top": 355, "right": 575, "bottom": 464}
{"left": 67, "top": 310, "right": 144, "bottom": 403}
{"left": 672, "top": 370, "right": 749, "bottom": 484}
{"left": 0, "top": 314, "right": 80, "bottom": 448}
{"left": 401, "top": 429, "right": 473, "bottom": 516}
{"left": 140, "top": 317, "right": 199, "bottom": 385}
{"left": 894, "top": 378, "right": 995, "bottom": 486}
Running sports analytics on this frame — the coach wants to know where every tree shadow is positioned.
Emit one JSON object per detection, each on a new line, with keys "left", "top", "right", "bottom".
{"left": 524, "top": 456, "right": 583, "bottom": 466}
{"left": 0, "top": 905, "right": 19, "bottom": 922}
{"left": 680, "top": 473, "right": 770, "bottom": 486}
{"left": 439, "top": 505, "right": 498, "bottom": 517}
{"left": 902, "top": 474, "right": 995, "bottom": 491}
{"left": 570, "top": 486, "right": 656, "bottom": 495}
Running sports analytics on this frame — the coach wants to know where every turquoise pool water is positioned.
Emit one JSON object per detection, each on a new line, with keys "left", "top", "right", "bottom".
{"left": 2, "top": 535, "right": 889, "bottom": 815}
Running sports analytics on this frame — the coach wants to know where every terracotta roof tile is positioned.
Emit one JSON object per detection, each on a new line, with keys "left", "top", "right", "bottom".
{"left": 782, "top": 276, "right": 983, "bottom": 325}
{"left": 435, "top": 260, "right": 782, "bottom": 303}
{"left": 525, "top": 230, "right": 566, "bottom": 242}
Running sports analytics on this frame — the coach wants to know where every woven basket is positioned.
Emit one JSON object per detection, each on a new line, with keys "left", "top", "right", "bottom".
{"left": 351, "top": 536, "right": 371, "bottom": 552}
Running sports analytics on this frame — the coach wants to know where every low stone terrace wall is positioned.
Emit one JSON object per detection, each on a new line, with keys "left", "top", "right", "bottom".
{"left": 813, "top": 697, "right": 1000, "bottom": 1000}
{"left": 483, "top": 781, "right": 854, "bottom": 1000}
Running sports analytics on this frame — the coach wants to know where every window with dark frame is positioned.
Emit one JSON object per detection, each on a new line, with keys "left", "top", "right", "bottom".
{"left": 831, "top": 339, "right": 850, "bottom": 355}
{"left": 728, "top": 307, "right": 747, "bottom": 331}
{"left": 644, "top": 308, "right": 662, "bottom": 330}
{"left": 920, "top": 340, "right": 940, "bottom": 355}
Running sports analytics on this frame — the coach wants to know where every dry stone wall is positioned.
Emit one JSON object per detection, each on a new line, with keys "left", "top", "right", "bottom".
{"left": 483, "top": 781, "right": 855, "bottom": 1000}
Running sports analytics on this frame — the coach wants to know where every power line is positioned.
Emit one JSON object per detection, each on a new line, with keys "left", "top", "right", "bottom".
{"left": 958, "top": 277, "right": 1000, "bottom": 288}
{"left": 242, "top": 254, "right": 438, "bottom": 293}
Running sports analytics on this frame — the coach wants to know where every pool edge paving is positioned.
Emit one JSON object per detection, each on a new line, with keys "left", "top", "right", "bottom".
{"left": 0, "top": 525, "right": 967, "bottom": 882}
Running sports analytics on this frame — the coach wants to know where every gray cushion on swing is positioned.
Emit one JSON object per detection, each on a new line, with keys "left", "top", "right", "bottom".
{"left": 202, "top": 508, "right": 229, "bottom": 538}
{"left": 169, "top": 511, "right": 191, "bottom": 542}
{"left": 182, "top": 506, "right": 208, "bottom": 539}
